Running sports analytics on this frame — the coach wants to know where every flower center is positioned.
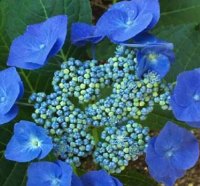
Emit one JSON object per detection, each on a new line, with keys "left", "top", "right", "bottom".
{"left": 0, "top": 96, "right": 6, "bottom": 103}
{"left": 147, "top": 53, "right": 158, "bottom": 62}
{"left": 166, "top": 150, "right": 173, "bottom": 157}
{"left": 126, "top": 20, "right": 134, "bottom": 26}
{"left": 193, "top": 94, "right": 200, "bottom": 101}
{"left": 39, "top": 44, "right": 46, "bottom": 49}
{"left": 30, "top": 138, "right": 41, "bottom": 148}
{"left": 51, "top": 178, "right": 60, "bottom": 186}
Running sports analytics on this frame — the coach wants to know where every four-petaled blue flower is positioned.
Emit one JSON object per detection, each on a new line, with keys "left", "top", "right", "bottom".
{"left": 7, "top": 15, "right": 68, "bottom": 70}
{"left": 27, "top": 161, "right": 74, "bottom": 186}
{"left": 96, "top": 0, "right": 160, "bottom": 43}
{"left": 0, "top": 67, "right": 23, "bottom": 125}
{"left": 5, "top": 120, "right": 53, "bottom": 162}
{"left": 81, "top": 170, "right": 123, "bottom": 186}
{"left": 71, "top": 23, "right": 104, "bottom": 46}
{"left": 136, "top": 45, "right": 175, "bottom": 79}
{"left": 170, "top": 68, "right": 200, "bottom": 127}
{"left": 146, "top": 122, "right": 199, "bottom": 186}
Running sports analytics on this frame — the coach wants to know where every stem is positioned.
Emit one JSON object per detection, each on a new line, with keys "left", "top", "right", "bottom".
{"left": 91, "top": 44, "right": 96, "bottom": 60}
{"left": 112, "top": 0, "right": 117, "bottom": 4}
{"left": 92, "top": 127, "right": 99, "bottom": 145}
{"left": 65, "top": 45, "right": 72, "bottom": 59}
{"left": 17, "top": 101, "right": 34, "bottom": 107}
{"left": 20, "top": 70, "right": 34, "bottom": 92}
{"left": 72, "top": 164, "right": 78, "bottom": 175}
{"left": 60, "top": 50, "right": 66, "bottom": 61}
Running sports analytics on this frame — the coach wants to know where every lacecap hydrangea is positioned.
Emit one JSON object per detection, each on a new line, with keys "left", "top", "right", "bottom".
{"left": 1, "top": 0, "right": 199, "bottom": 186}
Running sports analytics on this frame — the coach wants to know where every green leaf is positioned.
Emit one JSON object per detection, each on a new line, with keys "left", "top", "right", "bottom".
{"left": 114, "top": 169, "right": 157, "bottom": 186}
{"left": 159, "top": 0, "right": 200, "bottom": 26}
{"left": 87, "top": 39, "right": 116, "bottom": 61}
{"left": 154, "top": 0, "right": 200, "bottom": 82}
{"left": 154, "top": 23, "right": 200, "bottom": 82}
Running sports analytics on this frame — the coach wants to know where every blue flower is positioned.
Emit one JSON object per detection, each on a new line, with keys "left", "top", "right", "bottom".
{"left": 27, "top": 160, "right": 75, "bottom": 186}
{"left": 136, "top": 45, "right": 175, "bottom": 79}
{"left": 7, "top": 15, "right": 68, "bottom": 70}
{"left": 0, "top": 67, "right": 23, "bottom": 125}
{"left": 96, "top": 0, "right": 160, "bottom": 43}
{"left": 5, "top": 120, "right": 53, "bottom": 162}
{"left": 170, "top": 69, "right": 200, "bottom": 127}
{"left": 122, "top": 33, "right": 175, "bottom": 79}
{"left": 71, "top": 23, "right": 103, "bottom": 46}
{"left": 81, "top": 170, "right": 123, "bottom": 186}
{"left": 146, "top": 122, "right": 199, "bottom": 186}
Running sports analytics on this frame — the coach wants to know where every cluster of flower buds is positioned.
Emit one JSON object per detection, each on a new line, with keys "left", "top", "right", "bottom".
{"left": 29, "top": 45, "right": 171, "bottom": 168}
{"left": 94, "top": 120, "right": 150, "bottom": 173}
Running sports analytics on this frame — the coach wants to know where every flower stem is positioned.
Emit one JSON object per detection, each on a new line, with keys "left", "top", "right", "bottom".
{"left": 60, "top": 50, "right": 66, "bottom": 61}
{"left": 17, "top": 101, "right": 34, "bottom": 107}
{"left": 91, "top": 44, "right": 96, "bottom": 60}
{"left": 20, "top": 70, "right": 34, "bottom": 92}
{"left": 92, "top": 127, "right": 100, "bottom": 146}
{"left": 72, "top": 164, "right": 78, "bottom": 175}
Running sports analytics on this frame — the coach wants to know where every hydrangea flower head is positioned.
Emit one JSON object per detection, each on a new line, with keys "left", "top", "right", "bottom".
{"left": 146, "top": 122, "right": 199, "bottom": 186}
{"left": 136, "top": 45, "right": 175, "bottom": 79}
{"left": 7, "top": 15, "right": 68, "bottom": 70}
{"left": 170, "top": 69, "right": 200, "bottom": 127}
{"left": 96, "top": 0, "right": 160, "bottom": 43}
{"left": 27, "top": 161, "right": 73, "bottom": 186}
{"left": 5, "top": 120, "right": 53, "bottom": 162}
{"left": 71, "top": 23, "right": 103, "bottom": 46}
{"left": 81, "top": 170, "right": 123, "bottom": 186}
{"left": 0, "top": 67, "right": 23, "bottom": 125}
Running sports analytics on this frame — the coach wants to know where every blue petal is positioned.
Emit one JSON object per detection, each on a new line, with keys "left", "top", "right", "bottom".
{"left": 5, "top": 135, "right": 41, "bottom": 162}
{"left": 81, "top": 170, "right": 120, "bottom": 186}
{"left": 27, "top": 161, "right": 61, "bottom": 186}
{"left": 170, "top": 69, "right": 200, "bottom": 122}
{"left": 56, "top": 161, "right": 73, "bottom": 186}
{"left": 112, "top": 177, "right": 123, "bottom": 186}
{"left": 0, "top": 67, "right": 23, "bottom": 115}
{"left": 154, "top": 122, "right": 188, "bottom": 154}
{"left": 5, "top": 120, "right": 53, "bottom": 162}
{"left": 122, "top": 33, "right": 174, "bottom": 51}
{"left": 109, "top": 0, "right": 138, "bottom": 19}
{"left": 133, "top": 0, "right": 160, "bottom": 29}
{"left": 109, "top": 0, "right": 160, "bottom": 29}
{"left": 136, "top": 46, "right": 174, "bottom": 78}
{"left": 146, "top": 137, "right": 185, "bottom": 186}
{"left": 15, "top": 120, "right": 53, "bottom": 159}
{"left": 71, "top": 174, "right": 83, "bottom": 186}
{"left": 7, "top": 15, "right": 67, "bottom": 70}
{"left": 154, "top": 122, "right": 199, "bottom": 170}
{"left": 134, "top": 33, "right": 162, "bottom": 44}
{"left": 135, "top": 33, "right": 174, "bottom": 49}
{"left": 96, "top": 9, "right": 152, "bottom": 43}
{"left": 0, "top": 105, "right": 18, "bottom": 125}
{"left": 187, "top": 121, "right": 200, "bottom": 128}
{"left": 71, "top": 23, "right": 103, "bottom": 46}
{"left": 27, "top": 161, "right": 72, "bottom": 186}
